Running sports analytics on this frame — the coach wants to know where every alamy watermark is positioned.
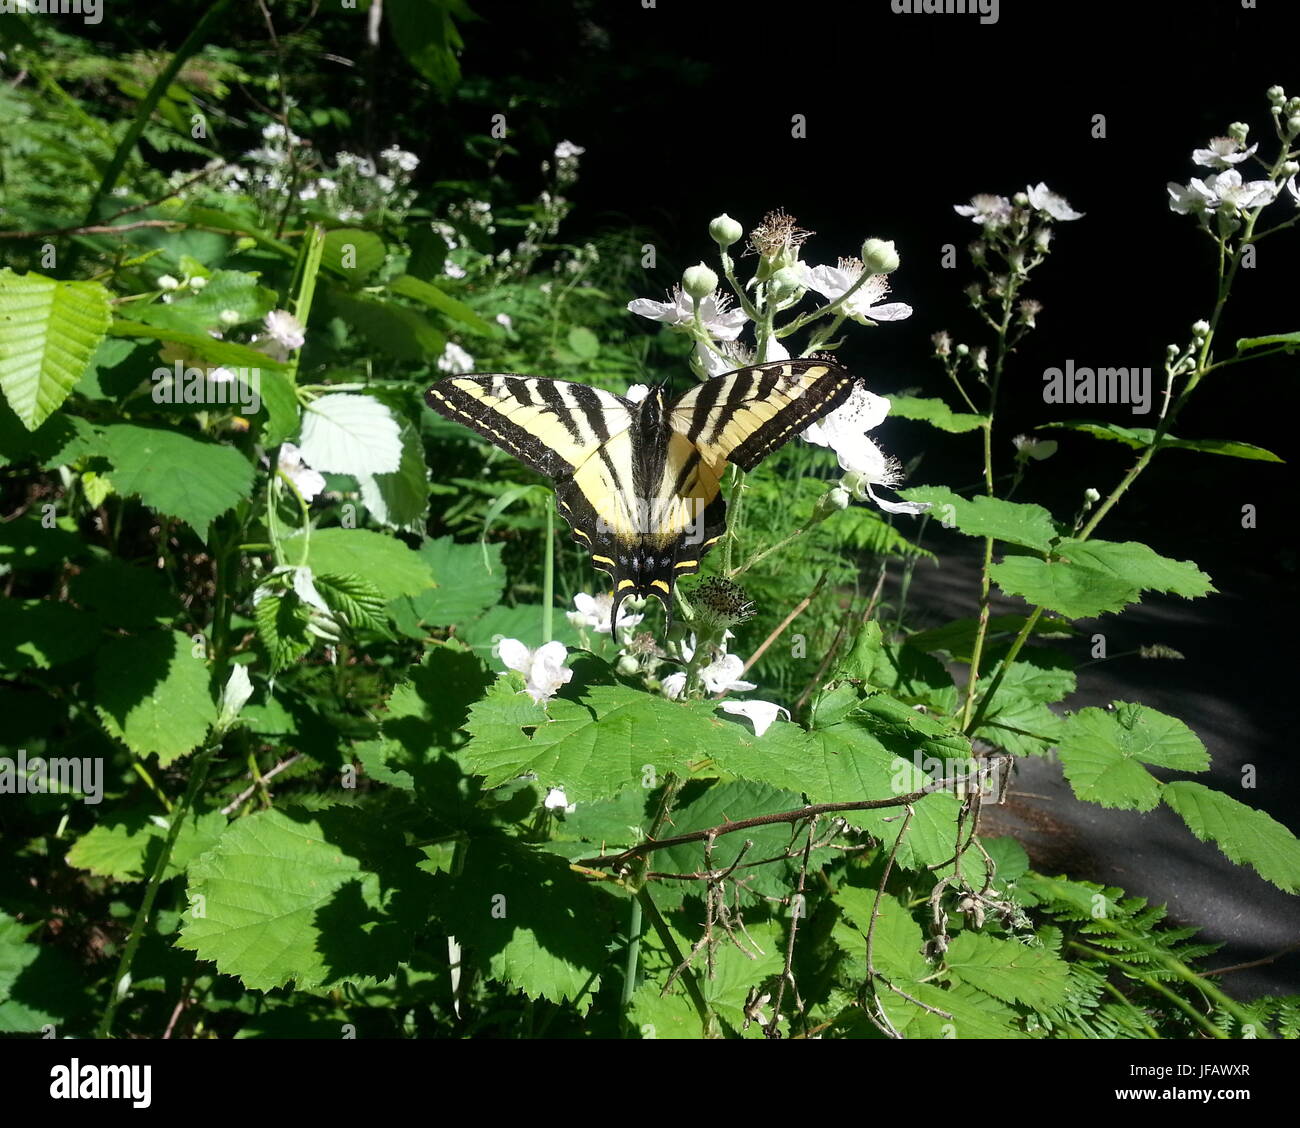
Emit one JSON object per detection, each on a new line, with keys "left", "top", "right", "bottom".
{"left": 890, "top": 0, "right": 999, "bottom": 25}
{"left": 0, "top": 750, "right": 103, "bottom": 805}
{"left": 0, "top": 0, "right": 102, "bottom": 24}
{"left": 1043, "top": 359, "right": 1152, "bottom": 415}
{"left": 152, "top": 361, "right": 261, "bottom": 415}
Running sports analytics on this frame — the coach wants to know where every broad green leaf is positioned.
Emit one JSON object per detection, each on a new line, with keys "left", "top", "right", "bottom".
{"left": 1236, "top": 330, "right": 1300, "bottom": 351}
{"left": 255, "top": 368, "right": 299, "bottom": 447}
{"left": 298, "top": 393, "right": 402, "bottom": 477}
{"left": 1039, "top": 420, "right": 1283, "bottom": 463}
{"left": 385, "top": 0, "right": 465, "bottom": 96}
{"left": 429, "top": 832, "right": 610, "bottom": 1009}
{"left": 908, "top": 614, "right": 1074, "bottom": 662}
{"left": 0, "top": 269, "right": 112, "bottom": 429}
{"left": 177, "top": 808, "right": 438, "bottom": 991}
{"left": 945, "top": 932, "right": 1071, "bottom": 1009}
{"left": 66, "top": 808, "right": 226, "bottom": 882}
{"left": 94, "top": 630, "right": 216, "bottom": 764}
{"left": 1162, "top": 781, "right": 1300, "bottom": 894}
{"left": 109, "top": 317, "right": 289, "bottom": 373}
{"left": 886, "top": 394, "right": 988, "bottom": 433}
{"left": 129, "top": 270, "right": 276, "bottom": 332}
{"left": 1051, "top": 539, "right": 1214, "bottom": 601}
{"left": 0, "top": 514, "right": 85, "bottom": 571}
{"left": 254, "top": 592, "right": 312, "bottom": 673}
{"left": 101, "top": 424, "right": 254, "bottom": 536}
{"left": 394, "top": 536, "right": 505, "bottom": 627}
{"left": 973, "top": 648, "right": 1075, "bottom": 757}
{"left": 454, "top": 602, "right": 582, "bottom": 657}
{"left": 388, "top": 273, "right": 497, "bottom": 335}
{"left": 989, "top": 555, "right": 1139, "bottom": 620}
{"left": 0, "top": 601, "right": 99, "bottom": 671}
{"left": 900, "top": 485, "right": 1059, "bottom": 552}
{"left": 566, "top": 326, "right": 599, "bottom": 360}
{"left": 357, "top": 417, "right": 429, "bottom": 532}
{"left": 291, "top": 528, "right": 436, "bottom": 601}
{"left": 0, "top": 912, "right": 92, "bottom": 1033}
{"left": 321, "top": 229, "right": 387, "bottom": 284}
{"left": 68, "top": 555, "right": 181, "bottom": 628}
{"left": 324, "top": 289, "right": 444, "bottom": 361}
{"left": 1056, "top": 703, "right": 1209, "bottom": 810}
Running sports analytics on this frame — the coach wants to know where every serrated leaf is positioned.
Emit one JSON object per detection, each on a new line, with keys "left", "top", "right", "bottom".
{"left": 94, "top": 630, "right": 216, "bottom": 764}
{"left": 324, "top": 289, "right": 444, "bottom": 361}
{"left": 254, "top": 592, "right": 312, "bottom": 673}
{"left": 989, "top": 555, "right": 1138, "bottom": 620}
{"left": 66, "top": 808, "right": 226, "bottom": 882}
{"left": 1056, "top": 703, "right": 1209, "bottom": 810}
{"left": 290, "top": 528, "right": 436, "bottom": 602}
{"left": 428, "top": 832, "right": 609, "bottom": 1008}
{"left": 0, "top": 600, "right": 100, "bottom": 670}
{"left": 1162, "top": 781, "right": 1300, "bottom": 893}
{"left": 314, "top": 572, "right": 387, "bottom": 631}
{"left": 886, "top": 394, "right": 988, "bottom": 433}
{"left": 0, "top": 269, "right": 112, "bottom": 429}
{"left": 900, "top": 485, "right": 1059, "bottom": 551}
{"left": 321, "top": 229, "right": 387, "bottom": 284}
{"left": 973, "top": 648, "right": 1075, "bottom": 757}
{"left": 395, "top": 536, "right": 504, "bottom": 626}
{"left": 100, "top": 424, "right": 254, "bottom": 536}
{"left": 945, "top": 932, "right": 1071, "bottom": 1009}
{"left": 1039, "top": 420, "right": 1283, "bottom": 463}
{"left": 298, "top": 393, "right": 402, "bottom": 477}
{"left": 69, "top": 555, "right": 180, "bottom": 628}
{"left": 177, "top": 808, "right": 437, "bottom": 991}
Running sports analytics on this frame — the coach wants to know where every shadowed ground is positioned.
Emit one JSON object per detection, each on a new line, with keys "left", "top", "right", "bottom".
{"left": 886, "top": 530, "right": 1300, "bottom": 1001}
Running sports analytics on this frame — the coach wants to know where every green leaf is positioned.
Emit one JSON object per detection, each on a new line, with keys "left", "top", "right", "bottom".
{"left": 292, "top": 528, "right": 437, "bottom": 602}
{"left": 256, "top": 367, "right": 300, "bottom": 447}
{"left": 1236, "top": 330, "right": 1300, "bottom": 352}
{"left": 94, "top": 630, "right": 217, "bottom": 764}
{"left": 973, "top": 648, "right": 1074, "bottom": 757}
{"left": 0, "top": 269, "right": 112, "bottom": 429}
{"left": 254, "top": 592, "right": 312, "bottom": 673}
{"left": 101, "top": 424, "right": 254, "bottom": 537}
{"left": 385, "top": 0, "right": 467, "bottom": 97}
{"left": 1039, "top": 420, "right": 1283, "bottom": 463}
{"left": 908, "top": 614, "right": 1074, "bottom": 662}
{"left": 429, "top": 832, "right": 610, "bottom": 1008}
{"left": 900, "top": 485, "right": 1059, "bottom": 552}
{"left": 108, "top": 317, "right": 289, "bottom": 373}
{"left": 321, "top": 229, "right": 388, "bottom": 284}
{"left": 298, "top": 393, "right": 403, "bottom": 477}
{"left": 566, "top": 326, "right": 599, "bottom": 360}
{"left": 129, "top": 270, "right": 276, "bottom": 332}
{"left": 66, "top": 808, "right": 226, "bottom": 883}
{"left": 0, "top": 601, "right": 100, "bottom": 671}
{"left": 313, "top": 573, "right": 387, "bottom": 632}
{"left": 1056, "top": 703, "right": 1209, "bottom": 810}
{"left": 177, "top": 808, "right": 438, "bottom": 991}
{"left": 395, "top": 536, "right": 504, "bottom": 627}
{"left": 358, "top": 416, "right": 429, "bottom": 532}
{"left": 68, "top": 555, "right": 181, "bottom": 628}
{"left": 945, "top": 932, "right": 1071, "bottom": 1009}
{"left": 1162, "top": 781, "right": 1300, "bottom": 894}
{"left": 1052, "top": 539, "right": 1215, "bottom": 600}
{"left": 324, "top": 289, "right": 444, "bottom": 361}
{"left": 387, "top": 273, "right": 497, "bottom": 335}
{"left": 886, "top": 394, "right": 988, "bottom": 433}
{"left": 0, "top": 514, "right": 86, "bottom": 571}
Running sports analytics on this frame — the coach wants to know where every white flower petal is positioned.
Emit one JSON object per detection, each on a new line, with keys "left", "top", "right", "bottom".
{"left": 497, "top": 637, "right": 531, "bottom": 674}
{"left": 719, "top": 699, "right": 790, "bottom": 737}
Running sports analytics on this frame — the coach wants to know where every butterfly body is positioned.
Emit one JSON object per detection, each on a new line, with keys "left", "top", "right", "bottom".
{"left": 427, "top": 359, "right": 857, "bottom": 628}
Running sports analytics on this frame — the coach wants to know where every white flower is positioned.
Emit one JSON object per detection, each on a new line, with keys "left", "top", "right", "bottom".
{"left": 1012, "top": 434, "right": 1058, "bottom": 461}
{"left": 443, "top": 259, "right": 467, "bottom": 279}
{"left": 698, "top": 653, "right": 756, "bottom": 695}
{"left": 437, "top": 341, "right": 476, "bottom": 373}
{"left": 188, "top": 276, "right": 209, "bottom": 291}
{"left": 660, "top": 672, "right": 688, "bottom": 699}
{"left": 1026, "top": 182, "right": 1084, "bottom": 221}
{"left": 381, "top": 145, "right": 420, "bottom": 173}
{"left": 803, "top": 386, "right": 929, "bottom": 516}
{"left": 1287, "top": 175, "right": 1299, "bottom": 206}
{"left": 497, "top": 639, "right": 573, "bottom": 705}
{"left": 1206, "top": 168, "right": 1278, "bottom": 211}
{"left": 799, "top": 259, "right": 912, "bottom": 323}
{"left": 543, "top": 787, "right": 576, "bottom": 814}
{"left": 718, "top": 699, "right": 790, "bottom": 737}
{"left": 278, "top": 443, "right": 327, "bottom": 503}
{"left": 263, "top": 309, "right": 306, "bottom": 354}
{"left": 495, "top": 312, "right": 513, "bottom": 330}
{"left": 1192, "top": 137, "right": 1258, "bottom": 169}
{"left": 954, "top": 193, "right": 1013, "bottom": 227}
{"left": 627, "top": 286, "right": 748, "bottom": 340}
{"left": 555, "top": 140, "right": 585, "bottom": 160}
{"left": 1167, "top": 178, "right": 1217, "bottom": 215}
{"left": 566, "top": 591, "right": 644, "bottom": 634}
{"left": 157, "top": 274, "right": 180, "bottom": 291}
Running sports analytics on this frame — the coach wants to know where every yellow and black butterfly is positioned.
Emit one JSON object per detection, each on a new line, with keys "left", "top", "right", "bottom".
{"left": 426, "top": 358, "right": 857, "bottom": 628}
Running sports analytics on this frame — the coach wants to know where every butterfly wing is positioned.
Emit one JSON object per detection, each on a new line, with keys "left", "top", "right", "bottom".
{"left": 427, "top": 374, "right": 642, "bottom": 589}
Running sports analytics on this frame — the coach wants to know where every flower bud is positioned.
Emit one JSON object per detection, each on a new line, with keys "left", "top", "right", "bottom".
{"left": 861, "top": 238, "right": 900, "bottom": 274}
{"left": 1283, "top": 160, "right": 1300, "bottom": 176}
{"left": 1287, "top": 115, "right": 1300, "bottom": 137}
{"left": 1227, "top": 121, "right": 1250, "bottom": 143}
{"left": 768, "top": 265, "right": 805, "bottom": 302}
{"left": 219, "top": 309, "right": 242, "bottom": 326}
{"left": 1084, "top": 487, "right": 1101, "bottom": 503}
{"left": 1267, "top": 85, "right": 1286, "bottom": 106}
{"left": 1012, "top": 191, "right": 1029, "bottom": 206}
{"left": 955, "top": 342, "right": 970, "bottom": 356}
{"left": 709, "top": 213, "right": 743, "bottom": 249}
{"left": 682, "top": 262, "right": 718, "bottom": 300}
{"left": 1191, "top": 319, "right": 1210, "bottom": 338}
{"left": 157, "top": 274, "right": 180, "bottom": 291}
{"left": 812, "top": 485, "right": 852, "bottom": 522}
{"left": 616, "top": 654, "right": 640, "bottom": 677}
{"left": 188, "top": 276, "right": 209, "bottom": 290}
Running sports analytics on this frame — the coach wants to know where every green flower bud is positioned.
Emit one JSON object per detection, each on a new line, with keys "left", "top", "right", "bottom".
{"left": 1287, "top": 115, "right": 1300, "bottom": 137}
{"left": 1227, "top": 121, "right": 1250, "bottom": 143}
{"left": 1084, "top": 487, "right": 1101, "bottom": 503}
{"left": 616, "top": 655, "right": 640, "bottom": 677}
{"left": 682, "top": 262, "right": 718, "bottom": 300}
{"left": 1191, "top": 319, "right": 1210, "bottom": 338}
{"left": 768, "top": 265, "right": 805, "bottom": 301}
{"left": 709, "top": 213, "right": 743, "bottom": 249}
{"left": 1267, "top": 85, "right": 1286, "bottom": 106}
{"left": 861, "top": 238, "right": 900, "bottom": 274}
